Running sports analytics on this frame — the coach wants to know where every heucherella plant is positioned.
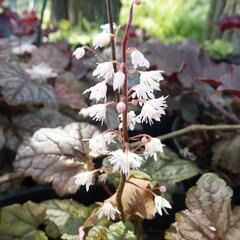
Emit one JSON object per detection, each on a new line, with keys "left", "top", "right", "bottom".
{"left": 73, "top": 0, "right": 171, "bottom": 222}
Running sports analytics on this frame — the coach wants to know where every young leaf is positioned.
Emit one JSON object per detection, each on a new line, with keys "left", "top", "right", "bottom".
{"left": 86, "top": 225, "right": 107, "bottom": 240}
{"left": 14, "top": 122, "right": 100, "bottom": 196}
{"left": 165, "top": 173, "right": 240, "bottom": 240}
{"left": 0, "top": 201, "right": 46, "bottom": 240}
{"left": 0, "top": 63, "right": 57, "bottom": 107}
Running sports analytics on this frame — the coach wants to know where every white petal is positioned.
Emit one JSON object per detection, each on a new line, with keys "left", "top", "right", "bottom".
{"left": 73, "top": 47, "right": 85, "bottom": 60}
{"left": 93, "top": 62, "right": 114, "bottom": 79}
{"left": 83, "top": 81, "right": 107, "bottom": 102}
{"left": 130, "top": 49, "right": 150, "bottom": 69}
{"left": 113, "top": 71, "right": 125, "bottom": 92}
{"left": 93, "top": 32, "right": 111, "bottom": 48}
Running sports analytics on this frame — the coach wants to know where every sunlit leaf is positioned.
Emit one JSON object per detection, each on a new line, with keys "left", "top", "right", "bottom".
{"left": 14, "top": 122, "right": 100, "bottom": 196}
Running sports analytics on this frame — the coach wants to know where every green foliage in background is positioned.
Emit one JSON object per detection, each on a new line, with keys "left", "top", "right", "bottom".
{"left": 45, "top": 19, "right": 99, "bottom": 46}
{"left": 120, "top": 0, "right": 210, "bottom": 43}
{"left": 204, "top": 39, "right": 233, "bottom": 58}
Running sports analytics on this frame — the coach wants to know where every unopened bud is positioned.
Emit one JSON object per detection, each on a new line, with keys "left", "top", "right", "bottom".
{"left": 159, "top": 185, "right": 167, "bottom": 193}
{"left": 132, "top": 0, "right": 142, "bottom": 5}
{"left": 116, "top": 102, "right": 126, "bottom": 113}
{"left": 141, "top": 137, "right": 148, "bottom": 144}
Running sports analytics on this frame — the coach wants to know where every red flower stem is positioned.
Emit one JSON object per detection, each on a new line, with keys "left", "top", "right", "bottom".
{"left": 116, "top": 2, "right": 134, "bottom": 221}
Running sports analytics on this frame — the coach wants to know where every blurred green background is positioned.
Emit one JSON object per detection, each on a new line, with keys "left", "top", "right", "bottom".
{"left": 11, "top": 0, "right": 238, "bottom": 57}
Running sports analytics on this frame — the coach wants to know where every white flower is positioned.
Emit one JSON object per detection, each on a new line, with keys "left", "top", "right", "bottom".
{"left": 113, "top": 71, "right": 125, "bottom": 92}
{"left": 89, "top": 132, "right": 116, "bottom": 157}
{"left": 138, "top": 96, "right": 167, "bottom": 125}
{"left": 89, "top": 134, "right": 108, "bottom": 157}
{"left": 93, "top": 32, "right": 111, "bottom": 49}
{"left": 132, "top": 84, "right": 155, "bottom": 99}
{"left": 109, "top": 149, "right": 143, "bottom": 175}
{"left": 119, "top": 111, "right": 139, "bottom": 131}
{"left": 154, "top": 195, "right": 172, "bottom": 216}
{"left": 93, "top": 62, "right": 114, "bottom": 79}
{"left": 104, "top": 132, "right": 116, "bottom": 144}
{"left": 96, "top": 202, "right": 120, "bottom": 220}
{"left": 145, "top": 137, "right": 164, "bottom": 161}
{"left": 74, "top": 171, "right": 94, "bottom": 192}
{"left": 140, "top": 71, "right": 164, "bottom": 90}
{"left": 130, "top": 49, "right": 150, "bottom": 69}
{"left": 79, "top": 104, "right": 107, "bottom": 124}
{"left": 26, "top": 63, "right": 57, "bottom": 82}
{"left": 100, "top": 23, "right": 117, "bottom": 33}
{"left": 83, "top": 81, "right": 107, "bottom": 102}
{"left": 73, "top": 47, "right": 85, "bottom": 60}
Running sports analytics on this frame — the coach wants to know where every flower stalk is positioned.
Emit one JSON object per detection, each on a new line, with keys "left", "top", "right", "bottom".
{"left": 115, "top": 2, "right": 134, "bottom": 220}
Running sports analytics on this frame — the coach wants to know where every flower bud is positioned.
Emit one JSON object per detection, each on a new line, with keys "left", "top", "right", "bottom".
{"left": 141, "top": 137, "right": 148, "bottom": 144}
{"left": 159, "top": 185, "right": 167, "bottom": 193}
{"left": 132, "top": 0, "right": 142, "bottom": 5}
{"left": 116, "top": 102, "right": 126, "bottom": 113}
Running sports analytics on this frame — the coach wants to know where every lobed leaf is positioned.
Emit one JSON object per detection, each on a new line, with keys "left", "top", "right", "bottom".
{"left": 41, "top": 199, "right": 94, "bottom": 238}
{"left": 0, "top": 63, "right": 57, "bottom": 107}
{"left": 141, "top": 147, "right": 199, "bottom": 187}
{"left": 0, "top": 201, "right": 46, "bottom": 240}
{"left": 4, "top": 108, "right": 73, "bottom": 151}
{"left": 14, "top": 122, "right": 100, "bottom": 196}
{"left": 165, "top": 173, "right": 240, "bottom": 240}
{"left": 86, "top": 221, "right": 137, "bottom": 240}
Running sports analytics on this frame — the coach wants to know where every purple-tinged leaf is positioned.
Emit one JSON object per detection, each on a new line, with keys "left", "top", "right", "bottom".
{"left": 165, "top": 173, "right": 240, "bottom": 240}
{"left": 0, "top": 63, "right": 57, "bottom": 107}
{"left": 200, "top": 63, "right": 240, "bottom": 96}
{"left": 14, "top": 123, "right": 100, "bottom": 196}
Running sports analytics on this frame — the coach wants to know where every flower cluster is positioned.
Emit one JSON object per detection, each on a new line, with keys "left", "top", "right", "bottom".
{"left": 73, "top": 2, "right": 171, "bottom": 222}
